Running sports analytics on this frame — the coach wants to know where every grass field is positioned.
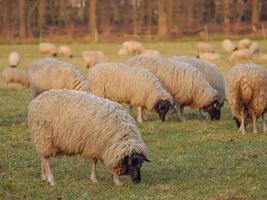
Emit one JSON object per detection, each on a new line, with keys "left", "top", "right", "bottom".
{"left": 0, "top": 40, "right": 267, "bottom": 200}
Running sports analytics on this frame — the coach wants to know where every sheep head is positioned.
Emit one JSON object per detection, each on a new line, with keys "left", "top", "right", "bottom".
{"left": 154, "top": 99, "right": 172, "bottom": 122}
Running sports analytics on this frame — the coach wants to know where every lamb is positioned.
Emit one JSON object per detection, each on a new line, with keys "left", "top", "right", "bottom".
{"left": 118, "top": 41, "right": 144, "bottom": 55}
{"left": 228, "top": 49, "right": 253, "bottom": 64}
{"left": 169, "top": 56, "right": 226, "bottom": 120}
{"left": 126, "top": 56, "right": 219, "bottom": 120}
{"left": 228, "top": 63, "right": 267, "bottom": 134}
{"left": 197, "top": 52, "right": 220, "bottom": 61}
{"left": 28, "top": 57, "right": 90, "bottom": 97}
{"left": 8, "top": 52, "right": 21, "bottom": 67}
{"left": 59, "top": 45, "right": 73, "bottom": 57}
{"left": 28, "top": 89, "right": 150, "bottom": 186}
{"left": 87, "top": 62, "right": 173, "bottom": 122}
{"left": 39, "top": 42, "right": 57, "bottom": 56}
{"left": 82, "top": 50, "right": 108, "bottom": 68}
{"left": 141, "top": 49, "right": 160, "bottom": 56}
{"left": 249, "top": 42, "right": 260, "bottom": 54}
{"left": 222, "top": 39, "right": 237, "bottom": 53}
{"left": 238, "top": 38, "right": 252, "bottom": 49}
{"left": 2, "top": 67, "right": 29, "bottom": 88}
{"left": 196, "top": 42, "right": 214, "bottom": 53}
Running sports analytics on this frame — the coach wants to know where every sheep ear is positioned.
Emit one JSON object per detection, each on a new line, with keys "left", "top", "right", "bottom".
{"left": 143, "top": 156, "right": 151, "bottom": 162}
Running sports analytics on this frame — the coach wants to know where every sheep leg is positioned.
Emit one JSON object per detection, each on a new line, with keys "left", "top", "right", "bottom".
{"left": 262, "top": 114, "right": 267, "bottom": 133}
{"left": 90, "top": 158, "right": 98, "bottom": 183}
{"left": 174, "top": 103, "right": 185, "bottom": 121}
{"left": 142, "top": 108, "right": 148, "bottom": 121}
{"left": 41, "top": 157, "right": 55, "bottom": 186}
{"left": 252, "top": 113, "right": 258, "bottom": 134}
{"left": 238, "top": 109, "right": 246, "bottom": 134}
{"left": 137, "top": 107, "right": 143, "bottom": 123}
{"left": 41, "top": 161, "right": 47, "bottom": 181}
{"left": 199, "top": 109, "right": 209, "bottom": 119}
{"left": 112, "top": 174, "right": 123, "bottom": 186}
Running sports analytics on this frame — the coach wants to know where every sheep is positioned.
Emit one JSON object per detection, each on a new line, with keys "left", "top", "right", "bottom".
{"left": 228, "top": 49, "right": 253, "bottom": 64}
{"left": 238, "top": 38, "right": 252, "bottom": 49}
{"left": 8, "top": 52, "right": 21, "bottom": 67}
{"left": 82, "top": 50, "right": 108, "bottom": 68}
{"left": 28, "top": 89, "right": 150, "bottom": 186}
{"left": 118, "top": 41, "right": 144, "bottom": 55}
{"left": 59, "top": 45, "right": 73, "bottom": 57}
{"left": 87, "top": 62, "right": 173, "bottom": 122}
{"left": 39, "top": 42, "right": 57, "bottom": 56}
{"left": 222, "top": 39, "right": 237, "bottom": 53}
{"left": 228, "top": 63, "right": 267, "bottom": 134}
{"left": 258, "top": 53, "right": 267, "bottom": 61}
{"left": 141, "top": 49, "right": 160, "bottom": 56}
{"left": 28, "top": 57, "right": 90, "bottom": 97}
{"left": 197, "top": 52, "right": 220, "bottom": 61}
{"left": 169, "top": 56, "right": 226, "bottom": 120}
{"left": 196, "top": 42, "right": 214, "bottom": 53}
{"left": 2, "top": 67, "right": 29, "bottom": 88}
{"left": 126, "top": 56, "right": 219, "bottom": 121}
{"left": 249, "top": 41, "right": 260, "bottom": 54}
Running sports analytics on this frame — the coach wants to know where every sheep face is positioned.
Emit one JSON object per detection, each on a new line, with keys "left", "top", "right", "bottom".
{"left": 202, "top": 100, "right": 221, "bottom": 120}
{"left": 154, "top": 100, "right": 171, "bottom": 121}
{"left": 122, "top": 153, "right": 150, "bottom": 184}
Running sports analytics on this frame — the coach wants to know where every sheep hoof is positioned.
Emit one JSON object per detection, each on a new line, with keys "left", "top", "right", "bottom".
{"left": 49, "top": 181, "right": 55, "bottom": 187}
{"left": 113, "top": 175, "right": 123, "bottom": 186}
{"left": 90, "top": 177, "right": 98, "bottom": 183}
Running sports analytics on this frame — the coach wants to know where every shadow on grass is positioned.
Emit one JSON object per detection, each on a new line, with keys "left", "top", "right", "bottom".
{"left": 0, "top": 113, "right": 27, "bottom": 126}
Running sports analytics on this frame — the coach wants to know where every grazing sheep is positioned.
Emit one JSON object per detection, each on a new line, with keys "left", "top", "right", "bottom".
{"left": 2, "top": 67, "right": 29, "bottom": 88}
{"left": 228, "top": 63, "right": 267, "bottom": 134}
{"left": 141, "top": 49, "right": 160, "bottom": 56}
{"left": 87, "top": 62, "right": 173, "bottom": 122}
{"left": 82, "top": 50, "right": 108, "bottom": 68}
{"left": 258, "top": 53, "right": 267, "bottom": 61}
{"left": 39, "top": 42, "right": 57, "bottom": 56}
{"left": 228, "top": 49, "right": 253, "bottom": 64}
{"left": 222, "top": 39, "right": 237, "bottom": 53}
{"left": 197, "top": 52, "right": 220, "bottom": 61}
{"left": 8, "top": 52, "right": 21, "bottom": 67}
{"left": 28, "top": 57, "right": 90, "bottom": 97}
{"left": 196, "top": 42, "right": 214, "bottom": 53}
{"left": 249, "top": 42, "right": 260, "bottom": 54}
{"left": 59, "top": 45, "right": 73, "bottom": 57}
{"left": 126, "top": 56, "right": 219, "bottom": 120}
{"left": 118, "top": 41, "right": 144, "bottom": 55}
{"left": 169, "top": 56, "right": 226, "bottom": 120}
{"left": 238, "top": 38, "right": 252, "bottom": 49}
{"left": 28, "top": 89, "right": 150, "bottom": 186}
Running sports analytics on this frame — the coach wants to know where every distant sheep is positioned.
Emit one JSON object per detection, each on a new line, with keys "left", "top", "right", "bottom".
{"left": 88, "top": 62, "right": 173, "bottom": 122}
{"left": 59, "top": 45, "right": 73, "bottom": 57}
{"left": 222, "top": 39, "right": 237, "bottom": 53}
{"left": 238, "top": 38, "right": 252, "bottom": 49}
{"left": 249, "top": 42, "right": 260, "bottom": 54}
{"left": 28, "top": 89, "right": 150, "bottom": 186}
{"left": 28, "top": 57, "right": 90, "bottom": 97}
{"left": 228, "top": 63, "right": 267, "bottom": 134}
{"left": 228, "top": 49, "right": 253, "bottom": 64}
{"left": 82, "top": 50, "right": 108, "bottom": 68}
{"left": 2, "top": 67, "right": 29, "bottom": 88}
{"left": 198, "top": 52, "right": 220, "bottom": 61}
{"left": 141, "top": 49, "right": 160, "bottom": 56}
{"left": 8, "top": 52, "right": 21, "bottom": 67}
{"left": 196, "top": 42, "right": 214, "bottom": 53}
{"left": 126, "top": 56, "right": 219, "bottom": 121}
{"left": 118, "top": 41, "right": 144, "bottom": 55}
{"left": 39, "top": 42, "right": 57, "bottom": 56}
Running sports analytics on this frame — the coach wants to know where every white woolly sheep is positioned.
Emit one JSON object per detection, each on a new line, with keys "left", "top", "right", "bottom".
{"left": 228, "top": 49, "right": 253, "bottom": 64}
{"left": 228, "top": 63, "right": 267, "bottom": 134}
{"left": 196, "top": 42, "right": 214, "bottom": 53}
{"left": 222, "top": 39, "right": 237, "bottom": 53}
{"left": 141, "top": 49, "right": 160, "bottom": 56}
{"left": 118, "top": 41, "right": 144, "bottom": 55}
{"left": 28, "top": 57, "right": 90, "bottom": 97}
{"left": 82, "top": 50, "right": 108, "bottom": 68}
{"left": 59, "top": 45, "right": 73, "bottom": 57}
{"left": 198, "top": 52, "right": 220, "bottom": 61}
{"left": 87, "top": 62, "right": 173, "bottom": 122}
{"left": 2, "top": 67, "right": 29, "bottom": 88}
{"left": 238, "top": 38, "right": 252, "bottom": 49}
{"left": 39, "top": 42, "right": 57, "bottom": 56}
{"left": 169, "top": 56, "right": 226, "bottom": 120}
{"left": 8, "top": 52, "right": 21, "bottom": 67}
{"left": 28, "top": 89, "right": 150, "bottom": 186}
{"left": 258, "top": 53, "right": 267, "bottom": 61}
{"left": 126, "top": 56, "right": 219, "bottom": 121}
{"left": 249, "top": 42, "right": 260, "bottom": 54}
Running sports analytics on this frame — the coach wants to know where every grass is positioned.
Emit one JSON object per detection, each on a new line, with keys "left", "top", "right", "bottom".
{"left": 0, "top": 40, "right": 267, "bottom": 200}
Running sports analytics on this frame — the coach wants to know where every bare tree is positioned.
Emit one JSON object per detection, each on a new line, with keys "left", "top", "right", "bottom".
{"left": 223, "top": 0, "right": 230, "bottom": 34}
{"left": 252, "top": 0, "right": 260, "bottom": 25}
{"left": 89, "top": 0, "right": 97, "bottom": 38}
{"left": 19, "top": 0, "right": 26, "bottom": 38}
{"left": 157, "top": 0, "right": 168, "bottom": 39}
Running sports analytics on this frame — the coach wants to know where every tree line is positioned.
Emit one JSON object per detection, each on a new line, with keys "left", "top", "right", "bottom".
{"left": 0, "top": 0, "right": 266, "bottom": 40}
